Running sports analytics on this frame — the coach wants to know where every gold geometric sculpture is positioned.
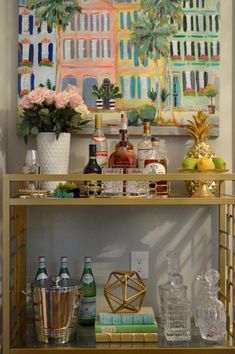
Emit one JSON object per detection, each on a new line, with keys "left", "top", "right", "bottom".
{"left": 104, "top": 271, "right": 146, "bottom": 313}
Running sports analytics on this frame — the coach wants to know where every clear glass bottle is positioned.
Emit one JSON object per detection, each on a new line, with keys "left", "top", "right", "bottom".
{"left": 159, "top": 251, "right": 187, "bottom": 327}
{"left": 59, "top": 256, "right": 70, "bottom": 279}
{"left": 90, "top": 114, "right": 108, "bottom": 169}
{"left": 83, "top": 144, "right": 102, "bottom": 197}
{"left": 197, "top": 269, "right": 226, "bottom": 342}
{"left": 79, "top": 256, "right": 96, "bottom": 325}
{"left": 193, "top": 271, "right": 207, "bottom": 327}
{"left": 109, "top": 141, "right": 138, "bottom": 172}
{"left": 137, "top": 119, "right": 152, "bottom": 169}
{"left": 115, "top": 113, "right": 133, "bottom": 151}
{"left": 23, "top": 149, "right": 40, "bottom": 190}
{"left": 164, "top": 273, "right": 191, "bottom": 342}
{"left": 35, "top": 256, "right": 48, "bottom": 281}
{"left": 144, "top": 137, "right": 168, "bottom": 197}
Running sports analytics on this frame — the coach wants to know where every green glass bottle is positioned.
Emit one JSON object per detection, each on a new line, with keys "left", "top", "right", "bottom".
{"left": 59, "top": 256, "right": 70, "bottom": 279}
{"left": 79, "top": 256, "right": 96, "bottom": 325}
{"left": 35, "top": 256, "right": 48, "bottom": 281}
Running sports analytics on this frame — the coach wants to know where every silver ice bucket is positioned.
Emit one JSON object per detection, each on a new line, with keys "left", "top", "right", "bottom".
{"left": 24, "top": 276, "right": 81, "bottom": 344}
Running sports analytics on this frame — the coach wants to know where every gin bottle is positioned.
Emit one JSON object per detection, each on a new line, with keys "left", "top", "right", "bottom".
{"left": 159, "top": 251, "right": 186, "bottom": 327}
{"left": 35, "top": 256, "right": 48, "bottom": 281}
{"left": 164, "top": 274, "right": 191, "bottom": 342}
{"left": 197, "top": 269, "right": 226, "bottom": 342}
{"left": 90, "top": 114, "right": 108, "bottom": 168}
{"left": 79, "top": 256, "right": 96, "bottom": 325}
{"left": 137, "top": 119, "right": 152, "bottom": 169}
{"left": 59, "top": 256, "right": 70, "bottom": 279}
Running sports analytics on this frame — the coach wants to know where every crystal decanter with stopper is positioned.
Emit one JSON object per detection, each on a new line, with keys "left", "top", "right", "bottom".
{"left": 193, "top": 271, "right": 207, "bottom": 327}
{"left": 159, "top": 251, "right": 187, "bottom": 327}
{"left": 197, "top": 269, "right": 226, "bottom": 342}
{"left": 164, "top": 273, "right": 191, "bottom": 342}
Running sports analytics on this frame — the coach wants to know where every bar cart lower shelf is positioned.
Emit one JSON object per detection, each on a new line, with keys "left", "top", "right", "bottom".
{"left": 3, "top": 173, "right": 235, "bottom": 353}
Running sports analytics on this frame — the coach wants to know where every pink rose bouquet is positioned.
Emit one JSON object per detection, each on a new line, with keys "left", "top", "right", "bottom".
{"left": 18, "top": 84, "right": 90, "bottom": 142}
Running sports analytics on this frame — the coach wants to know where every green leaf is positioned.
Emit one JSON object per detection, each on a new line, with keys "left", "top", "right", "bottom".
{"left": 31, "top": 126, "right": 39, "bottom": 136}
{"left": 18, "top": 120, "right": 30, "bottom": 136}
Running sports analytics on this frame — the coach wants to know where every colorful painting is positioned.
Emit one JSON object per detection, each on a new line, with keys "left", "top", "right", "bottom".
{"left": 18, "top": 0, "right": 220, "bottom": 136}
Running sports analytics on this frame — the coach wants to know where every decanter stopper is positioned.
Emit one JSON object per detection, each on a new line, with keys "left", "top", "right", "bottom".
{"left": 205, "top": 269, "right": 220, "bottom": 288}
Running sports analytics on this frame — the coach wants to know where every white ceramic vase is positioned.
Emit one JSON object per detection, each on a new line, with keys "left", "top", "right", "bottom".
{"left": 36, "top": 132, "right": 71, "bottom": 191}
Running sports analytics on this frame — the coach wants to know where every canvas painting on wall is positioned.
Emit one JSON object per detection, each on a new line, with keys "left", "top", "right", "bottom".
{"left": 18, "top": 0, "right": 220, "bottom": 136}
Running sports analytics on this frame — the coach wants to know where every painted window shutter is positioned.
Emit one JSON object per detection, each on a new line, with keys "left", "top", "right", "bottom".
{"left": 137, "top": 77, "right": 141, "bottom": 99}
{"left": 127, "top": 41, "right": 132, "bottom": 59}
{"left": 147, "top": 77, "right": 151, "bottom": 92}
{"left": 204, "top": 72, "right": 208, "bottom": 87}
{"left": 38, "top": 43, "right": 42, "bottom": 63}
{"left": 134, "top": 44, "right": 139, "bottom": 66}
{"left": 196, "top": 0, "right": 199, "bottom": 7}
{"left": 182, "top": 72, "right": 186, "bottom": 91}
{"left": 215, "top": 15, "right": 219, "bottom": 32}
{"left": 170, "top": 42, "right": 173, "bottom": 57}
{"left": 29, "top": 15, "right": 34, "bottom": 35}
{"left": 120, "top": 76, "right": 124, "bottom": 96}
{"left": 29, "top": 44, "right": 34, "bottom": 63}
{"left": 191, "top": 16, "right": 194, "bottom": 31}
{"left": 97, "top": 39, "right": 100, "bottom": 58}
{"left": 131, "top": 76, "right": 136, "bottom": 99}
{"left": 202, "top": 0, "right": 205, "bottom": 8}
{"left": 190, "top": 0, "right": 193, "bottom": 8}
{"left": 190, "top": 71, "right": 195, "bottom": 90}
{"left": 107, "top": 14, "right": 110, "bottom": 31}
{"left": 217, "top": 41, "right": 220, "bottom": 55}
{"left": 191, "top": 42, "right": 195, "bottom": 56}
{"left": 120, "top": 13, "right": 124, "bottom": 29}
{"left": 205, "top": 42, "right": 208, "bottom": 56}
{"left": 96, "top": 15, "right": 100, "bottom": 31}
{"left": 198, "top": 43, "right": 201, "bottom": 57}
{"left": 209, "top": 16, "right": 212, "bottom": 31}
{"left": 18, "top": 73, "right": 21, "bottom": 95}
{"left": 184, "top": 41, "right": 187, "bottom": 56}
{"left": 203, "top": 15, "right": 206, "bottom": 32}
{"left": 30, "top": 73, "right": 35, "bottom": 91}
{"left": 71, "top": 40, "right": 75, "bottom": 59}
{"left": 177, "top": 41, "right": 181, "bottom": 56}
{"left": 196, "top": 71, "right": 200, "bottom": 91}
{"left": 18, "top": 43, "right": 22, "bottom": 64}
{"left": 70, "top": 16, "right": 75, "bottom": 31}
{"left": 19, "top": 15, "right": 22, "bottom": 34}
{"left": 127, "top": 12, "right": 131, "bottom": 29}
{"left": 90, "top": 15, "right": 94, "bottom": 32}
{"left": 101, "top": 14, "right": 104, "bottom": 31}
{"left": 120, "top": 40, "right": 124, "bottom": 59}
{"left": 49, "top": 43, "right": 53, "bottom": 61}
{"left": 84, "top": 40, "right": 87, "bottom": 58}
{"left": 183, "top": 16, "right": 187, "bottom": 32}
{"left": 134, "top": 11, "right": 138, "bottom": 22}
{"left": 196, "top": 16, "right": 199, "bottom": 31}
{"left": 143, "top": 58, "right": 148, "bottom": 67}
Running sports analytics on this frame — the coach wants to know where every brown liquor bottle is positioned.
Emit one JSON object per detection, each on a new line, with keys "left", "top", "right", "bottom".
{"left": 115, "top": 113, "right": 133, "bottom": 151}
{"left": 109, "top": 141, "right": 138, "bottom": 173}
{"left": 144, "top": 137, "right": 168, "bottom": 197}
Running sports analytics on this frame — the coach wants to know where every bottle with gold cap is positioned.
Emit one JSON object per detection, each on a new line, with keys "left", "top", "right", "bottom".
{"left": 90, "top": 114, "right": 108, "bottom": 168}
{"left": 137, "top": 119, "right": 152, "bottom": 169}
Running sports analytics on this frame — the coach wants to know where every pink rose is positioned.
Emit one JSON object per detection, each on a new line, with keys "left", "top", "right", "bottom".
{"left": 65, "top": 84, "right": 80, "bottom": 96}
{"left": 44, "top": 89, "right": 55, "bottom": 105}
{"left": 28, "top": 87, "right": 45, "bottom": 105}
{"left": 69, "top": 94, "right": 84, "bottom": 109}
{"left": 21, "top": 95, "right": 34, "bottom": 109}
{"left": 55, "top": 92, "right": 70, "bottom": 109}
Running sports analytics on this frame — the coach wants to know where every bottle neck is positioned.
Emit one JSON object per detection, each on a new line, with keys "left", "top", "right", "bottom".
{"left": 84, "top": 261, "right": 92, "bottom": 270}
{"left": 39, "top": 262, "right": 46, "bottom": 269}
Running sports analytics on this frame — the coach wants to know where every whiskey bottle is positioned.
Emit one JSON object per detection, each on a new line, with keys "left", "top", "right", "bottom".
{"left": 79, "top": 256, "right": 96, "bottom": 325}
{"left": 137, "top": 119, "right": 152, "bottom": 169}
{"left": 115, "top": 113, "right": 133, "bottom": 151}
{"left": 59, "top": 256, "right": 70, "bottom": 279}
{"left": 35, "top": 256, "right": 48, "bottom": 281}
{"left": 109, "top": 141, "right": 138, "bottom": 172}
{"left": 144, "top": 137, "right": 168, "bottom": 197}
{"left": 83, "top": 144, "right": 102, "bottom": 197}
{"left": 90, "top": 114, "right": 108, "bottom": 168}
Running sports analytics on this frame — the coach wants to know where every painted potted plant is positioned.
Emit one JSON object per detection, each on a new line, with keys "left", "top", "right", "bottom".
{"left": 204, "top": 84, "right": 218, "bottom": 114}
{"left": 91, "top": 85, "right": 104, "bottom": 110}
{"left": 109, "top": 84, "right": 123, "bottom": 110}
{"left": 160, "top": 88, "right": 170, "bottom": 110}
{"left": 18, "top": 84, "right": 90, "bottom": 190}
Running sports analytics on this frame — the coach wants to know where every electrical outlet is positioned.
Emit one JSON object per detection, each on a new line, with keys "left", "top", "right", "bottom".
{"left": 131, "top": 251, "right": 148, "bottom": 279}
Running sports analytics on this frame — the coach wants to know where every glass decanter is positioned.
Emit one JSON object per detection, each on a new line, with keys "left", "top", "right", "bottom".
{"left": 159, "top": 250, "right": 187, "bottom": 327}
{"left": 193, "top": 271, "right": 208, "bottom": 327}
{"left": 164, "top": 273, "right": 191, "bottom": 342}
{"left": 197, "top": 269, "right": 226, "bottom": 342}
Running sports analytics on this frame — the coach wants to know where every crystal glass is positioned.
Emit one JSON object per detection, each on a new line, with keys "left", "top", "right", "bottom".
{"left": 197, "top": 269, "right": 226, "bottom": 342}
{"left": 126, "top": 169, "right": 149, "bottom": 197}
{"left": 102, "top": 168, "right": 123, "bottom": 197}
{"left": 164, "top": 274, "right": 191, "bottom": 342}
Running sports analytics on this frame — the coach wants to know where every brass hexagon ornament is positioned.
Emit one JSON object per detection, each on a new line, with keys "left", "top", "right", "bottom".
{"left": 104, "top": 271, "right": 146, "bottom": 313}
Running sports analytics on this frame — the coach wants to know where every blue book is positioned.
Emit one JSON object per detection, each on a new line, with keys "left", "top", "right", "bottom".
{"left": 98, "top": 306, "right": 156, "bottom": 325}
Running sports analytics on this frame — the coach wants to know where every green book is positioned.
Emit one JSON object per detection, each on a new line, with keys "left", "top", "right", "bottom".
{"left": 95, "top": 320, "right": 158, "bottom": 333}
{"left": 99, "top": 306, "right": 156, "bottom": 325}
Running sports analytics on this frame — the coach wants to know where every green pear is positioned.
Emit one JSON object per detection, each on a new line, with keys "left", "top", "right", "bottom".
{"left": 182, "top": 157, "right": 198, "bottom": 169}
{"left": 212, "top": 157, "right": 226, "bottom": 170}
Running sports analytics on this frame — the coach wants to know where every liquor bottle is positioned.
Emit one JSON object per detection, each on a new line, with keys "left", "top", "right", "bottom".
{"left": 159, "top": 251, "right": 187, "bottom": 327}
{"left": 83, "top": 144, "right": 102, "bottom": 197}
{"left": 35, "top": 256, "right": 48, "bottom": 281}
{"left": 90, "top": 114, "right": 108, "bottom": 168}
{"left": 109, "top": 141, "right": 138, "bottom": 172}
{"left": 79, "top": 256, "right": 96, "bottom": 325}
{"left": 59, "top": 256, "right": 70, "bottom": 279}
{"left": 164, "top": 273, "right": 191, "bottom": 342}
{"left": 115, "top": 113, "right": 133, "bottom": 151}
{"left": 144, "top": 137, "right": 168, "bottom": 197}
{"left": 137, "top": 119, "right": 152, "bottom": 169}
{"left": 23, "top": 149, "right": 40, "bottom": 190}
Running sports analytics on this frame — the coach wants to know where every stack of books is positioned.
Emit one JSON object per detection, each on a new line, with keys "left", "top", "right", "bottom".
{"left": 95, "top": 306, "right": 158, "bottom": 343}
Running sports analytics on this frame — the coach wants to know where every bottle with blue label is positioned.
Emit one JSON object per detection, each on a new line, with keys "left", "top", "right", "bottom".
{"left": 79, "top": 256, "right": 96, "bottom": 325}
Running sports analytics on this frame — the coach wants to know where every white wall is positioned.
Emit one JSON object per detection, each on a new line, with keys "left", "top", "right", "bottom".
{"left": 5, "top": 0, "right": 234, "bottom": 316}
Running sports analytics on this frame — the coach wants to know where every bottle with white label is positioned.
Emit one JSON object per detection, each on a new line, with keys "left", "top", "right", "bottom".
{"left": 59, "top": 256, "right": 70, "bottom": 279}
{"left": 90, "top": 114, "right": 108, "bottom": 168}
{"left": 35, "top": 256, "right": 49, "bottom": 281}
{"left": 144, "top": 137, "right": 168, "bottom": 197}
{"left": 137, "top": 119, "right": 152, "bottom": 169}
{"left": 79, "top": 256, "right": 96, "bottom": 325}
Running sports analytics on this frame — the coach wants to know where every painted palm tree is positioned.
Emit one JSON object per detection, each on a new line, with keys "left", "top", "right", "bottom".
{"left": 28, "top": 0, "right": 81, "bottom": 89}
{"left": 141, "top": 0, "right": 183, "bottom": 24}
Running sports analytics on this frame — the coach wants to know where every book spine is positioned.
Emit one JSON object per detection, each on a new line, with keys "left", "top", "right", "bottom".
{"left": 95, "top": 323, "right": 158, "bottom": 333}
{"left": 99, "top": 314, "right": 155, "bottom": 325}
{"left": 96, "top": 332, "right": 158, "bottom": 343}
